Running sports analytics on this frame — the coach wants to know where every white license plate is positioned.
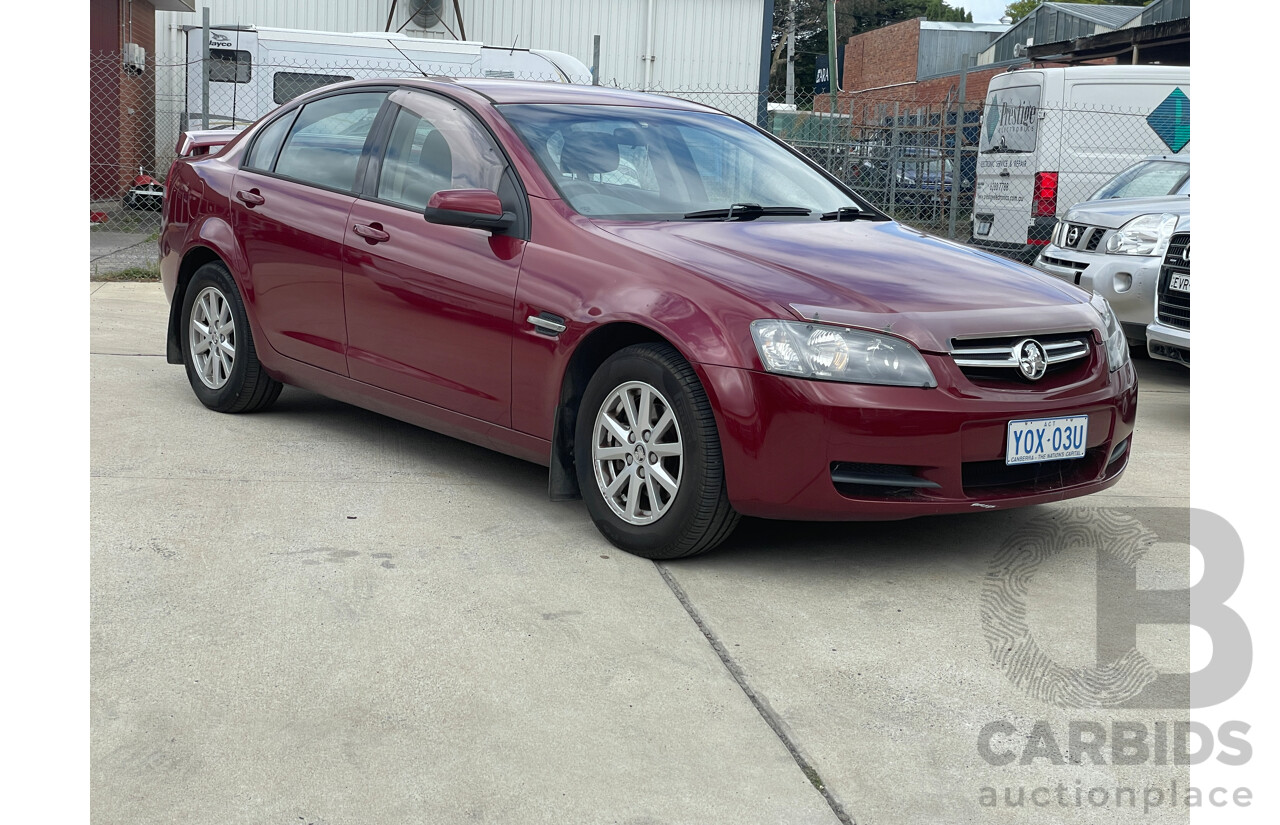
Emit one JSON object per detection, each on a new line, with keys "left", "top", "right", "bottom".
{"left": 1170, "top": 273, "right": 1190, "bottom": 293}
{"left": 976, "top": 220, "right": 992, "bottom": 236}
{"left": 1006, "top": 415, "right": 1089, "bottom": 465}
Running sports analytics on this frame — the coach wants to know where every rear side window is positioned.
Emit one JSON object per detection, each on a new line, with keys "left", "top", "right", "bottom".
{"left": 274, "top": 71, "right": 356, "bottom": 105}
{"left": 243, "top": 109, "right": 298, "bottom": 172}
{"left": 274, "top": 92, "right": 386, "bottom": 193}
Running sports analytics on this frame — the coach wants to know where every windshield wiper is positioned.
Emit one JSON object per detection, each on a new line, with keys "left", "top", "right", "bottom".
{"left": 820, "top": 206, "right": 870, "bottom": 222}
{"left": 682, "top": 203, "right": 812, "bottom": 221}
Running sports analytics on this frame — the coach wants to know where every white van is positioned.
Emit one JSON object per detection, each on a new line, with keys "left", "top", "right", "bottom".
{"left": 970, "top": 65, "right": 1190, "bottom": 262}
{"left": 183, "top": 26, "right": 591, "bottom": 129}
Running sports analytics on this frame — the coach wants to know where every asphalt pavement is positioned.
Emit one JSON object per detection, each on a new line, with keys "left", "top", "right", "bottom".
{"left": 91, "top": 282, "right": 1193, "bottom": 824}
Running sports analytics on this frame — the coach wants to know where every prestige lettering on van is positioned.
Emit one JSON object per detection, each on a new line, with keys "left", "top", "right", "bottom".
{"left": 981, "top": 86, "right": 1041, "bottom": 155}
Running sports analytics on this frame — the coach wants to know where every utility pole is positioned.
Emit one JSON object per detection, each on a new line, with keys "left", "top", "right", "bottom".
{"left": 826, "top": 0, "right": 838, "bottom": 148}
{"left": 785, "top": 0, "right": 796, "bottom": 107}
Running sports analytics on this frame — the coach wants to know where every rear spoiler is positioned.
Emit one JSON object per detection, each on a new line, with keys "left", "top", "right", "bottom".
{"left": 175, "top": 128, "right": 244, "bottom": 158}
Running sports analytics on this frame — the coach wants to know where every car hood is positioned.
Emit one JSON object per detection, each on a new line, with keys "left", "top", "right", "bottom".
{"left": 1064, "top": 195, "right": 1191, "bottom": 229}
{"left": 596, "top": 218, "right": 1096, "bottom": 353}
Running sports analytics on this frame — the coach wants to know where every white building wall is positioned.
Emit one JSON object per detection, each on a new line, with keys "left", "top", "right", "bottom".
{"left": 152, "top": 1, "right": 765, "bottom": 160}
{"left": 154, "top": 1, "right": 766, "bottom": 102}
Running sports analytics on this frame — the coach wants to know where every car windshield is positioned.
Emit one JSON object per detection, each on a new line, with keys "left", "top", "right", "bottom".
{"left": 499, "top": 103, "right": 863, "bottom": 220}
{"left": 1090, "top": 159, "right": 1190, "bottom": 200}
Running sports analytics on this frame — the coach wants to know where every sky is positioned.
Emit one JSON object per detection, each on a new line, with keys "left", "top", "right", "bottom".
{"left": 964, "top": 0, "right": 1014, "bottom": 24}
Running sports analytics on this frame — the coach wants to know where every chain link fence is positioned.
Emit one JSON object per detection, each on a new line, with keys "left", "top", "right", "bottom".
{"left": 89, "top": 49, "right": 1180, "bottom": 250}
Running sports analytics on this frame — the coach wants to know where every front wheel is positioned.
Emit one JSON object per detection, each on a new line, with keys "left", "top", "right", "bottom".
{"left": 575, "top": 343, "right": 739, "bottom": 559}
{"left": 179, "top": 261, "right": 282, "bottom": 413}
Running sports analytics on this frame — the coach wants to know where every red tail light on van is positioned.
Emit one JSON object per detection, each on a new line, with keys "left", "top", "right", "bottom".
{"left": 1033, "top": 171, "right": 1059, "bottom": 218}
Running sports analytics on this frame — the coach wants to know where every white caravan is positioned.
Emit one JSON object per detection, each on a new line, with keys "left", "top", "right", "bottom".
{"left": 970, "top": 65, "right": 1190, "bottom": 262}
{"left": 183, "top": 26, "right": 591, "bottom": 129}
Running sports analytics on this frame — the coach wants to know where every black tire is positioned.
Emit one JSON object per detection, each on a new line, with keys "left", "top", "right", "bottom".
{"left": 179, "top": 261, "right": 282, "bottom": 413}
{"left": 575, "top": 343, "right": 739, "bottom": 559}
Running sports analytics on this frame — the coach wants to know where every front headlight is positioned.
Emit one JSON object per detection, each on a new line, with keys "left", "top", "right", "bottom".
{"left": 1090, "top": 294, "right": 1129, "bottom": 372}
{"left": 750, "top": 320, "right": 937, "bottom": 387}
{"left": 1105, "top": 213, "right": 1179, "bottom": 256}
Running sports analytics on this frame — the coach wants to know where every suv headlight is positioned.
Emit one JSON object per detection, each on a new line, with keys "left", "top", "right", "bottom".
{"left": 1090, "top": 294, "right": 1129, "bottom": 372}
{"left": 750, "top": 320, "right": 937, "bottom": 387}
{"left": 1105, "top": 213, "right": 1179, "bottom": 256}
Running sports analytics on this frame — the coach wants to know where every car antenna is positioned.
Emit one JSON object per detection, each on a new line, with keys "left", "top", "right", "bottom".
{"left": 509, "top": 35, "right": 518, "bottom": 55}
{"left": 387, "top": 38, "right": 431, "bottom": 78}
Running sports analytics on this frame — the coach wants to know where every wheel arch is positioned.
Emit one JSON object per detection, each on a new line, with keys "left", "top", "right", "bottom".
{"left": 166, "top": 245, "right": 228, "bottom": 364}
{"left": 549, "top": 322, "right": 697, "bottom": 501}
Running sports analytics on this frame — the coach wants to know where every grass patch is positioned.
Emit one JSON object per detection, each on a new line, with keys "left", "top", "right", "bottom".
{"left": 93, "top": 265, "right": 161, "bottom": 282}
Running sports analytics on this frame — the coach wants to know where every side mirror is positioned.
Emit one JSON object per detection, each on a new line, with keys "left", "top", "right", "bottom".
{"left": 424, "top": 189, "right": 515, "bottom": 233}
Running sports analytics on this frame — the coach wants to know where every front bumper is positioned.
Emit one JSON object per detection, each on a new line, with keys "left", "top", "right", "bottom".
{"left": 1034, "top": 244, "right": 1160, "bottom": 342}
{"left": 697, "top": 355, "right": 1138, "bottom": 521}
{"left": 1146, "top": 320, "right": 1190, "bottom": 366}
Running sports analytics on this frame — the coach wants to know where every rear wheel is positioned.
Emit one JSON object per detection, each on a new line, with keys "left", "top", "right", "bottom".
{"left": 575, "top": 343, "right": 739, "bottom": 559}
{"left": 180, "top": 261, "right": 282, "bottom": 413}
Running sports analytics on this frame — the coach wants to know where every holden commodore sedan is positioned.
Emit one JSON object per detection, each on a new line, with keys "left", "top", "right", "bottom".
{"left": 160, "top": 78, "right": 1137, "bottom": 559}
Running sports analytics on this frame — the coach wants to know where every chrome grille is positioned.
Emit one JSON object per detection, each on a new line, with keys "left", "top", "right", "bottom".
{"left": 951, "top": 334, "right": 1091, "bottom": 371}
{"left": 1056, "top": 222, "right": 1108, "bottom": 252}
{"left": 1157, "top": 233, "right": 1190, "bottom": 330}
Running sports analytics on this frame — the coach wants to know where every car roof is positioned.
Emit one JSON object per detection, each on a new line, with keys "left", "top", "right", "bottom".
{"left": 393, "top": 76, "right": 722, "bottom": 112}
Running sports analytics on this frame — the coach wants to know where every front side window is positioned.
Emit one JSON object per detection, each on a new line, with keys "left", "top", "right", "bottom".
{"left": 375, "top": 89, "right": 507, "bottom": 211}
{"left": 500, "top": 104, "right": 860, "bottom": 219}
{"left": 274, "top": 92, "right": 386, "bottom": 193}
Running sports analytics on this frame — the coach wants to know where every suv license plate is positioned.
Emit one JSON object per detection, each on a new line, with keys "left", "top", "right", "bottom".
{"left": 1006, "top": 415, "right": 1089, "bottom": 465}
{"left": 1170, "top": 273, "right": 1190, "bottom": 293}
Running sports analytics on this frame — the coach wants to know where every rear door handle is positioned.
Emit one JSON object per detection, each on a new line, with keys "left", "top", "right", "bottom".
{"left": 353, "top": 223, "right": 390, "bottom": 243}
{"left": 235, "top": 189, "right": 265, "bottom": 206}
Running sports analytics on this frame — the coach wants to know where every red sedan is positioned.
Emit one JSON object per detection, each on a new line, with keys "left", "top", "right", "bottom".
{"left": 160, "top": 78, "right": 1137, "bottom": 559}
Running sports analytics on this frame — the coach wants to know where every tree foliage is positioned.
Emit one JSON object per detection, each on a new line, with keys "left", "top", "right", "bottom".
{"left": 770, "top": 1, "right": 973, "bottom": 94}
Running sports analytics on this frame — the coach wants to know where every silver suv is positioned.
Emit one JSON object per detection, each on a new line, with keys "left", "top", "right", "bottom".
{"left": 1033, "top": 156, "right": 1189, "bottom": 344}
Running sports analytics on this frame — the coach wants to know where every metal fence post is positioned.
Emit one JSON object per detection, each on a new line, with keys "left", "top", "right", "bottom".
{"left": 201, "top": 8, "right": 211, "bottom": 130}
{"left": 949, "top": 55, "right": 972, "bottom": 239}
{"left": 889, "top": 101, "right": 899, "bottom": 216}
{"left": 592, "top": 35, "right": 601, "bottom": 86}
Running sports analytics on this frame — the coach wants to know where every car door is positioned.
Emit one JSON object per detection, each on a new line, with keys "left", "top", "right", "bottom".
{"left": 342, "top": 88, "right": 527, "bottom": 426}
{"left": 231, "top": 90, "right": 388, "bottom": 375}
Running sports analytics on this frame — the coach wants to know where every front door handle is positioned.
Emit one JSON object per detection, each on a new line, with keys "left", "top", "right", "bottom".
{"left": 353, "top": 223, "right": 390, "bottom": 243}
{"left": 235, "top": 189, "right": 265, "bottom": 206}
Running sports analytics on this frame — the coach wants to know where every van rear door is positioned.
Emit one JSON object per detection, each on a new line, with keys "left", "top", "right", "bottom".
{"left": 973, "top": 80, "right": 1042, "bottom": 255}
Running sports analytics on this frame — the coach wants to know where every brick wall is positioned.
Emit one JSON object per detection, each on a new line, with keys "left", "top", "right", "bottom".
{"left": 843, "top": 18, "right": 921, "bottom": 93}
{"left": 90, "top": 0, "right": 159, "bottom": 201}
{"left": 823, "top": 17, "right": 1117, "bottom": 127}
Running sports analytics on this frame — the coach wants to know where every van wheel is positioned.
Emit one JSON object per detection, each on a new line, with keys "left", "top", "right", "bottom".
{"left": 180, "top": 261, "right": 282, "bottom": 413}
{"left": 575, "top": 343, "right": 739, "bottom": 559}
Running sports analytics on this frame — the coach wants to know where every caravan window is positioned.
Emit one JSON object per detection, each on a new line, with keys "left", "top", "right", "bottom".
{"left": 209, "top": 49, "right": 251, "bottom": 83}
{"left": 274, "top": 72, "right": 356, "bottom": 105}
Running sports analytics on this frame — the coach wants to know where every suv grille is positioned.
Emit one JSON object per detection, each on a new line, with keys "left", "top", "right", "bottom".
{"left": 1056, "top": 222, "right": 1107, "bottom": 252}
{"left": 950, "top": 332, "right": 1093, "bottom": 383}
{"left": 1156, "top": 233, "right": 1190, "bottom": 330}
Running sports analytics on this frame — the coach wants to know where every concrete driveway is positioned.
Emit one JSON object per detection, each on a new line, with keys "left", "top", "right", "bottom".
{"left": 91, "top": 282, "right": 1192, "bottom": 824}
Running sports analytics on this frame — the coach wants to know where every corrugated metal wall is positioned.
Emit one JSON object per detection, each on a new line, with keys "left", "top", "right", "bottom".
{"left": 917, "top": 27, "right": 1005, "bottom": 80}
{"left": 153, "top": 1, "right": 766, "bottom": 137}
{"left": 1135, "top": 0, "right": 1190, "bottom": 28}
{"left": 155, "top": 1, "right": 764, "bottom": 92}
